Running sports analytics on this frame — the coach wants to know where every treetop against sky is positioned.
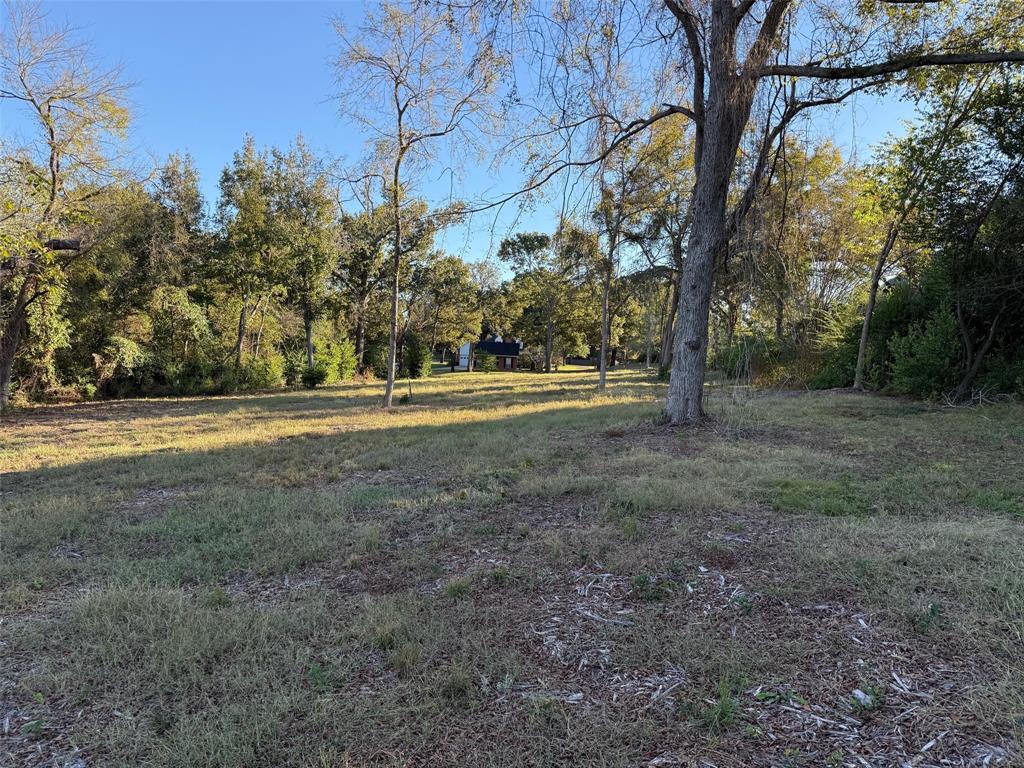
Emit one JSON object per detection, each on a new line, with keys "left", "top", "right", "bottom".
{"left": 1, "top": 0, "right": 913, "bottom": 262}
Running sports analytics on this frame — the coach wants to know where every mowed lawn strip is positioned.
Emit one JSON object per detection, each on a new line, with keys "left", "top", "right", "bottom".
{"left": 1, "top": 369, "right": 1022, "bottom": 767}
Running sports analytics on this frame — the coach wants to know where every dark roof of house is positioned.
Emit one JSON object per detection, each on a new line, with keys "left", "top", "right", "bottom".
{"left": 476, "top": 341, "right": 520, "bottom": 356}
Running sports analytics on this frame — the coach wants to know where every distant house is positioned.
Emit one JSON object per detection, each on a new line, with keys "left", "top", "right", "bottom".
{"left": 455, "top": 338, "right": 523, "bottom": 371}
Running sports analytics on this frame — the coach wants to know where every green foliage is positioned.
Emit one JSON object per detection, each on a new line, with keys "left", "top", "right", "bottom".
{"left": 312, "top": 341, "right": 342, "bottom": 386}
{"left": 890, "top": 307, "right": 959, "bottom": 399}
{"left": 336, "top": 337, "right": 357, "bottom": 381}
{"left": 94, "top": 336, "right": 148, "bottom": 395}
{"left": 400, "top": 332, "right": 432, "bottom": 379}
{"left": 629, "top": 573, "right": 672, "bottom": 602}
{"left": 364, "top": 340, "right": 390, "bottom": 380}
{"left": 766, "top": 478, "right": 871, "bottom": 516}
{"left": 242, "top": 354, "right": 285, "bottom": 390}
{"left": 978, "top": 353, "right": 1024, "bottom": 396}
{"left": 474, "top": 350, "right": 497, "bottom": 373}
{"left": 301, "top": 364, "right": 329, "bottom": 389}
{"left": 681, "top": 673, "right": 747, "bottom": 733}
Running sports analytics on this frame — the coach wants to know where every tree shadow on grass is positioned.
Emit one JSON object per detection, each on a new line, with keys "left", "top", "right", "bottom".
{"left": 2, "top": 399, "right": 668, "bottom": 591}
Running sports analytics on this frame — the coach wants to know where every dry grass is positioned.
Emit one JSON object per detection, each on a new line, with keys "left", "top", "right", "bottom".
{"left": 1, "top": 369, "right": 1022, "bottom": 767}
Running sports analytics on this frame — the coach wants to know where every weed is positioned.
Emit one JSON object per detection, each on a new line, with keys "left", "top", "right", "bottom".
{"left": 729, "top": 594, "right": 754, "bottom": 616}
{"left": 21, "top": 720, "right": 43, "bottom": 739}
{"left": 766, "top": 478, "right": 870, "bottom": 516}
{"left": 391, "top": 641, "right": 421, "bottom": 676}
{"left": 630, "top": 574, "right": 672, "bottom": 601}
{"left": 527, "top": 696, "right": 565, "bottom": 729}
{"left": 685, "top": 673, "right": 747, "bottom": 733}
{"left": 620, "top": 516, "right": 642, "bottom": 542}
{"left": 472, "top": 523, "right": 499, "bottom": 537}
{"left": 910, "top": 601, "right": 942, "bottom": 634}
{"left": 443, "top": 577, "right": 472, "bottom": 599}
{"left": 308, "top": 661, "right": 344, "bottom": 692}
{"left": 357, "top": 525, "right": 382, "bottom": 554}
{"left": 850, "top": 684, "right": 885, "bottom": 714}
{"left": 438, "top": 665, "right": 474, "bottom": 703}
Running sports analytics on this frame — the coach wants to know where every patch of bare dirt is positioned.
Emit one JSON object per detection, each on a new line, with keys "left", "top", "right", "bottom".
{"left": 117, "top": 485, "right": 192, "bottom": 524}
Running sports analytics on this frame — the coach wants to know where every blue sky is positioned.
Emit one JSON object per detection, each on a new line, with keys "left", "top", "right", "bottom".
{"left": 2, "top": 1, "right": 917, "bottom": 261}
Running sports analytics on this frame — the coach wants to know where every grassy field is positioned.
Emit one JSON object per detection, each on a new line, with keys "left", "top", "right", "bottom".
{"left": 2, "top": 369, "right": 1022, "bottom": 767}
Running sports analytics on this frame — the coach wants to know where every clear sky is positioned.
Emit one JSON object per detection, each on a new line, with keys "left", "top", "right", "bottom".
{"left": 2, "top": 1, "right": 918, "bottom": 262}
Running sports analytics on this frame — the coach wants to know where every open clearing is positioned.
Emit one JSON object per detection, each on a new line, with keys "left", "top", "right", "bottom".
{"left": 2, "top": 369, "right": 1022, "bottom": 767}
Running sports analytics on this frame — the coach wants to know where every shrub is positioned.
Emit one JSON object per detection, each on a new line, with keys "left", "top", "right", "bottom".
{"left": 711, "top": 335, "right": 781, "bottom": 383}
{"left": 977, "top": 353, "right": 1024, "bottom": 396}
{"left": 400, "top": 332, "right": 432, "bottom": 379}
{"left": 474, "top": 351, "right": 497, "bottom": 373}
{"left": 301, "top": 363, "right": 329, "bottom": 389}
{"left": 336, "top": 337, "right": 357, "bottom": 381}
{"left": 241, "top": 354, "right": 285, "bottom": 390}
{"left": 889, "top": 306, "right": 959, "bottom": 399}
{"left": 364, "top": 340, "right": 390, "bottom": 379}
{"left": 283, "top": 352, "right": 304, "bottom": 387}
{"left": 518, "top": 346, "right": 548, "bottom": 371}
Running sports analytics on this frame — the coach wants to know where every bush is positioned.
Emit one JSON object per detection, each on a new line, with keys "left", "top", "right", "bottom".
{"left": 978, "top": 354, "right": 1024, "bottom": 396}
{"left": 474, "top": 351, "right": 497, "bottom": 373}
{"left": 890, "top": 306, "right": 960, "bottom": 399}
{"left": 711, "top": 335, "right": 781, "bottom": 383}
{"left": 301, "top": 363, "right": 329, "bottom": 389}
{"left": 283, "top": 352, "right": 304, "bottom": 387}
{"left": 313, "top": 342, "right": 342, "bottom": 386}
{"left": 807, "top": 305, "right": 862, "bottom": 389}
{"left": 336, "top": 338, "right": 357, "bottom": 381}
{"left": 364, "top": 340, "right": 390, "bottom": 379}
{"left": 518, "top": 346, "right": 545, "bottom": 371}
{"left": 400, "top": 332, "right": 432, "bottom": 379}
{"left": 242, "top": 354, "right": 285, "bottom": 389}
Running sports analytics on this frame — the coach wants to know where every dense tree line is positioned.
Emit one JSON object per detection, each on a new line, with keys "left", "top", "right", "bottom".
{"left": 3, "top": 1, "right": 1024, "bottom": 411}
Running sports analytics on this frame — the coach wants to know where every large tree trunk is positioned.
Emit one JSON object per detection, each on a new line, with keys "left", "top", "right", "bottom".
{"left": 668, "top": 186, "right": 734, "bottom": 424}
{"left": 0, "top": 355, "right": 13, "bottom": 410}
{"left": 667, "top": 216, "right": 725, "bottom": 424}
{"left": 666, "top": 25, "right": 756, "bottom": 422}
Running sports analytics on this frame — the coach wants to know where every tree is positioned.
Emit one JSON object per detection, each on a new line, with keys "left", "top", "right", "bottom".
{"left": 0, "top": 0, "right": 130, "bottom": 409}
{"left": 910, "top": 76, "right": 1024, "bottom": 401}
{"left": 272, "top": 137, "right": 338, "bottom": 370}
{"left": 334, "top": 0, "right": 500, "bottom": 407}
{"left": 489, "top": 0, "right": 1024, "bottom": 423}
{"left": 739, "top": 140, "right": 877, "bottom": 348}
{"left": 498, "top": 232, "right": 558, "bottom": 371}
{"left": 416, "top": 255, "right": 481, "bottom": 359}
{"left": 337, "top": 194, "right": 390, "bottom": 373}
{"left": 212, "top": 136, "right": 277, "bottom": 370}
{"left": 853, "top": 74, "right": 993, "bottom": 389}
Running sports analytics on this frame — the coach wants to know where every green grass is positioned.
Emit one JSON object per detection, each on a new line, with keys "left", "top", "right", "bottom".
{"left": 2, "top": 370, "right": 1022, "bottom": 766}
